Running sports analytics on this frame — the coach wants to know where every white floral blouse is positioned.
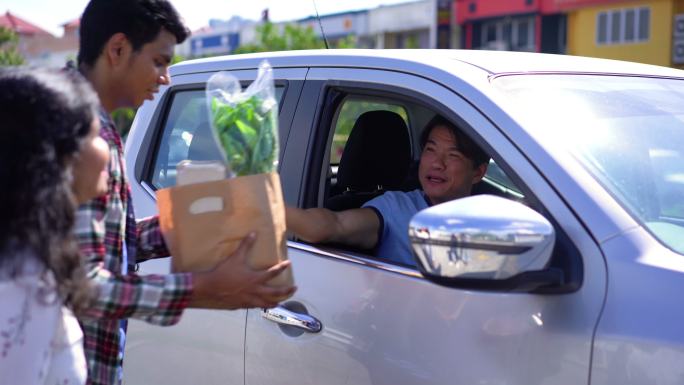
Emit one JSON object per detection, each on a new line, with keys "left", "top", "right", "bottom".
{"left": 0, "top": 257, "right": 86, "bottom": 385}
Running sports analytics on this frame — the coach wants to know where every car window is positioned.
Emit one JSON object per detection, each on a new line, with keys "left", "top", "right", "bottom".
{"left": 316, "top": 90, "right": 525, "bottom": 266}
{"left": 494, "top": 74, "right": 684, "bottom": 254}
{"left": 330, "top": 99, "right": 408, "bottom": 164}
{"left": 484, "top": 160, "right": 524, "bottom": 198}
{"left": 328, "top": 98, "right": 524, "bottom": 203}
{"left": 326, "top": 98, "right": 409, "bottom": 198}
{"left": 149, "top": 86, "right": 285, "bottom": 189}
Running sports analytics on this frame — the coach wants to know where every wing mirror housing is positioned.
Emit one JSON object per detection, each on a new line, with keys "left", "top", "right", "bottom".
{"left": 409, "top": 195, "right": 562, "bottom": 292}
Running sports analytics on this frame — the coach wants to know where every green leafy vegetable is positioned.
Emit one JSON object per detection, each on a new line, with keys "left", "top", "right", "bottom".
{"left": 210, "top": 95, "right": 278, "bottom": 176}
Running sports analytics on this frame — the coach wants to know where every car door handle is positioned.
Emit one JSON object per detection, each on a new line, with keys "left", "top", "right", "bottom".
{"left": 261, "top": 306, "right": 322, "bottom": 333}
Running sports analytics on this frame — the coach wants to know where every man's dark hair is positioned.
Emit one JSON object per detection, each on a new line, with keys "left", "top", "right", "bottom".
{"left": 78, "top": 0, "right": 190, "bottom": 67}
{"left": 419, "top": 115, "right": 490, "bottom": 167}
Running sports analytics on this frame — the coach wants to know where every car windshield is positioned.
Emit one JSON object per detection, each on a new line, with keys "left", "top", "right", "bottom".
{"left": 493, "top": 74, "right": 684, "bottom": 255}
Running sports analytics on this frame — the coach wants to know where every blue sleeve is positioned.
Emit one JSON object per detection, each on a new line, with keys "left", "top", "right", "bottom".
{"left": 363, "top": 193, "right": 396, "bottom": 247}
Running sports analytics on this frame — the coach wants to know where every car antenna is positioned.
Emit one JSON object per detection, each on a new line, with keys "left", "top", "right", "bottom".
{"left": 311, "top": 0, "right": 330, "bottom": 49}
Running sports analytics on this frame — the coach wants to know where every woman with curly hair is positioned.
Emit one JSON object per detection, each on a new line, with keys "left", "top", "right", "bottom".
{"left": 0, "top": 68, "right": 109, "bottom": 384}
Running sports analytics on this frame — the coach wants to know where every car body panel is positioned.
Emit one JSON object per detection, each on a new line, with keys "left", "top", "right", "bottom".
{"left": 591, "top": 226, "right": 684, "bottom": 385}
{"left": 121, "top": 50, "right": 683, "bottom": 385}
{"left": 170, "top": 49, "right": 684, "bottom": 78}
{"left": 242, "top": 64, "right": 607, "bottom": 385}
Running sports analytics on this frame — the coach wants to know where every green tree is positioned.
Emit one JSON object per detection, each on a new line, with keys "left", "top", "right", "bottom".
{"left": 0, "top": 27, "right": 24, "bottom": 66}
{"left": 112, "top": 108, "right": 136, "bottom": 139}
{"left": 335, "top": 35, "right": 358, "bottom": 49}
{"left": 404, "top": 35, "right": 419, "bottom": 49}
{"left": 234, "top": 22, "right": 325, "bottom": 54}
{"left": 171, "top": 54, "right": 185, "bottom": 65}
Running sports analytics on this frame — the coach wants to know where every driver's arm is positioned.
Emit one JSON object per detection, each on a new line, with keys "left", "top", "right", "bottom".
{"left": 286, "top": 206, "right": 380, "bottom": 251}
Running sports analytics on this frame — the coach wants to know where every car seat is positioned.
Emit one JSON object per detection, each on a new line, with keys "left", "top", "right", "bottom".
{"left": 325, "top": 110, "right": 412, "bottom": 211}
{"left": 187, "top": 121, "right": 225, "bottom": 162}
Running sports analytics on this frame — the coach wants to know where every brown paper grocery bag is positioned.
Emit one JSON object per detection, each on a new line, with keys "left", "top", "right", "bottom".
{"left": 156, "top": 172, "right": 293, "bottom": 287}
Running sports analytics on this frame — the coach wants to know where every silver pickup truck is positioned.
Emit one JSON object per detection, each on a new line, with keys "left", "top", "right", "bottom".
{"left": 123, "top": 49, "right": 684, "bottom": 385}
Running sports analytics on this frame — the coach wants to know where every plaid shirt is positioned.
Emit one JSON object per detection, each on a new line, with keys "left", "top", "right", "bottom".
{"left": 75, "top": 110, "right": 193, "bottom": 385}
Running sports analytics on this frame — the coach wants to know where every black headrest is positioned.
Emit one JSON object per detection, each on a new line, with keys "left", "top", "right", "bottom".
{"left": 336, "top": 110, "right": 411, "bottom": 192}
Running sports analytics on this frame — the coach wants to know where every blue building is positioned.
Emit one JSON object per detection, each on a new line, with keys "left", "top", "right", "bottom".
{"left": 186, "top": 16, "right": 253, "bottom": 57}
{"left": 190, "top": 32, "right": 240, "bottom": 56}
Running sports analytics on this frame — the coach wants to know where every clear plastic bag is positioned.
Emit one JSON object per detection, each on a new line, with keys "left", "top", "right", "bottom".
{"left": 159, "top": 61, "right": 292, "bottom": 288}
{"left": 205, "top": 60, "right": 278, "bottom": 177}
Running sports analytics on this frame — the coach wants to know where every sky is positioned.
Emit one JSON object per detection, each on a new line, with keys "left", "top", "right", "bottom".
{"left": 3, "top": 0, "right": 413, "bottom": 36}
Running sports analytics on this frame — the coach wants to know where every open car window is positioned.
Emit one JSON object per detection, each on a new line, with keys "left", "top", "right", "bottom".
{"left": 314, "top": 89, "right": 527, "bottom": 265}
{"left": 326, "top": 97, "right": 410, "bottom": 201}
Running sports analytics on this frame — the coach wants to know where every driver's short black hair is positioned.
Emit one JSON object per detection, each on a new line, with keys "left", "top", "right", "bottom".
{"left": 419, "top": 115, "right": 490, "bottom": 168}
{"left": 78, "top": 0, "right": 190, "bottom": 67}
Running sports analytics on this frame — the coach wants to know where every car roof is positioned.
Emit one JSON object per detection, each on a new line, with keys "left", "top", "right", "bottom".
{"left": 171, "top": 49, "right": 684, "bottom": 79}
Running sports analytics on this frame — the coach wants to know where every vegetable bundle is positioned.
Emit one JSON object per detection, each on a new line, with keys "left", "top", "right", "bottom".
{"left": 206, "top": 61, "right": 278, "bottom": 176}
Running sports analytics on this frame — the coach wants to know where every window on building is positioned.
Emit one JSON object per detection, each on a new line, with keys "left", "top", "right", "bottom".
{"left": 515, "top": 19, "right": 531, "bottom": 50}
{"left": 596, "top": 7, "right": 650, "bottom": 45}
{"left": 638, "top": 8, "right": 650, "bottom": 41}
{"left": 485, "top": 23, "right": 497, "bottom": 44}
{"left": 481, "top": 16, "right": 535, "bottom": 51}
{"left": 503, "top": 22, "right": 512, "bottom": 45}
{"left": 597, "top": 13, "right": 608, "bottom": 44}
{"left": 624, "top": 9, "right": 635, "bottom": 41}
{"left": 610, "top": 10, "right": 621, "bottom": 44}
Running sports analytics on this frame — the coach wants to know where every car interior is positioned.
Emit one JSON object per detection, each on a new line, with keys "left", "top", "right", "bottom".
{"left": 324, "top": 110, "right": 412, "bottom": 211}
{"left": 318, "top": 93, "right": 526, "bottom": 213}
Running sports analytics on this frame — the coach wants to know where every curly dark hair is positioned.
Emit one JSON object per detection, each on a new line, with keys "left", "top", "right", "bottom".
{"left": 0, "top": 67, "right": 100, "bottom": 312}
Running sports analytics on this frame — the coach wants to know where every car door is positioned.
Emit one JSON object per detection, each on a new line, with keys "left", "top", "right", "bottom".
{"left": 122, "top": 66, "right": 306, "bottom": 385}
{"left": 243, "top": 67, "right": 608, "bottom": 385}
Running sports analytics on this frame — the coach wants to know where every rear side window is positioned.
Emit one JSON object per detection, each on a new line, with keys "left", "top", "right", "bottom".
{"left": 149, "top": 87, "right": 284, "bottom": 189}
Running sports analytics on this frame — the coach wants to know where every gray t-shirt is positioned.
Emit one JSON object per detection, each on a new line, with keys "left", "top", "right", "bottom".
{"left": 362, "top": 189, "right": 429, "bottom": 266}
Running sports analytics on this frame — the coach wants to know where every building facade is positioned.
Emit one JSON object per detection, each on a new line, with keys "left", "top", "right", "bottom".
{"left": 563, "top": 0, "right": 684, "bottom": 68}
{"left": 455, "top": 0, "right": 567, "bottom": 53}
{"left": 368, "top": 1, "right": 436, "bottom": 48}
{"left": 455, "top": 0, "right": 684, "bottom": 68}
{"left": 1, "top": 11, "right": 78, "bottom": 67}
{"left": 184, "top": 16, "right": 253, "bottom": 58}
{"left": 208, "top": 0, "right": 454, "bottom": 53}
{"left": 297, "top": 9, "right": 372, "bottom": 47}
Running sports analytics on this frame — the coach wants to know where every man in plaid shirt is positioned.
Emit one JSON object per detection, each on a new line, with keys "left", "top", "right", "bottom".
{"left": 73, "top": 1, "right": 296, "bottom": 384}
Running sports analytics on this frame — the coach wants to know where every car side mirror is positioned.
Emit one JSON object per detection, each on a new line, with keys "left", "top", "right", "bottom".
{"left": 409, "top": 195, "right": 562, "bottom": 292}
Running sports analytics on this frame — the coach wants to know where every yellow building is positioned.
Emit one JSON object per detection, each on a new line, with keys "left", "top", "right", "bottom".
{"left": 566, "top": 0, "right": 684, "bottom": 68}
